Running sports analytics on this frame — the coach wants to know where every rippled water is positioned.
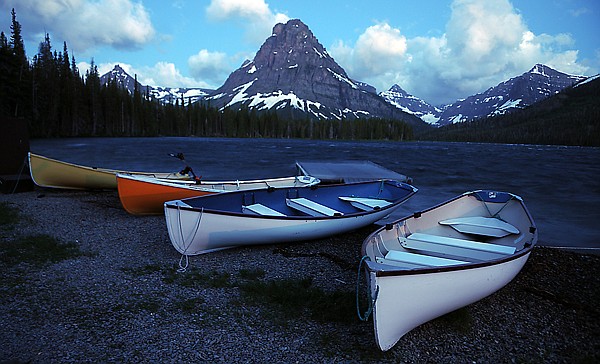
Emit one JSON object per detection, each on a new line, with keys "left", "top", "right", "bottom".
{"left": 30, "top": 137, "right": 600, "bottom": 249}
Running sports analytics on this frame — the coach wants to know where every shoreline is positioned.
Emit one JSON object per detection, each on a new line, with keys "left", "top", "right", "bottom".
{"left": 1, "top": 189, "right": 599, "bottom": 363}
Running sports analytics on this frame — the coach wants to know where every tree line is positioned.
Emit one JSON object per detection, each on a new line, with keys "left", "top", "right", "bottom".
{"left": 415, "top": 77, "right": 600, "bottom": 147}
{"left": 0, "top": 9, "right": 412, "bottom": 141}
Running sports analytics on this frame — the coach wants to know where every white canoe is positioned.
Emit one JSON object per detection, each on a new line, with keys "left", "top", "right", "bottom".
{"left": 359, "top": 190, "right": 538, "bottom": 351}
{"left": 164, "top": 180, "right": 418, "bottom": 255}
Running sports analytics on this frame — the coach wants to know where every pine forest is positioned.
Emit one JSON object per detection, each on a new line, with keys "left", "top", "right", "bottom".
{"left": 0, "top": 10, "right": 412, "bottom": 141}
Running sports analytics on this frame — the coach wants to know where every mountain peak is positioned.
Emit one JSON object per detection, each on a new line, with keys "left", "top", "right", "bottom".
{"left": 251, "top": 18, "right": 339, "bottom": 80}
{"left": 380, "top": 85, "right": 441, "bottom": 125}
{"left": 100, "top": 65, "right": 140, "bottom": 93}
{"left": 388, "top": 84, "right": 409, "bottom": 97}
{"left": 112, "top": 64, "right": 126, "bottom": 73}
{"left": 530, "top": 63, "right": 547, "bottom": 73}
{"left": 528, "top": 63, "right": 563, "bottom": 78}
{"left": 205, "top": 19, "right": 424, "bottom": 127}
{"left": 100, "top": 65, "right": 211, "bottom": 104}
{"left": 382, "top": 64, "right": 588, "bottom": 126}
{"left": 431, "top": 64, "right": 587, "bottom": 125}
{"left": 272, "top": 18, "right": 310, "bottom": 35}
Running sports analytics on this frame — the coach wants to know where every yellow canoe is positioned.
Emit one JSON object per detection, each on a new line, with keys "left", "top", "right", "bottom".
{"left": 28, "top": 152, "right": 192, "bottom": 190}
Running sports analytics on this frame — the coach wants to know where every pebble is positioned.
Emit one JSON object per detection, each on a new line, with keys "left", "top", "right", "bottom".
{"left": 1, "top": 190, "right": 598, "bottom": 363}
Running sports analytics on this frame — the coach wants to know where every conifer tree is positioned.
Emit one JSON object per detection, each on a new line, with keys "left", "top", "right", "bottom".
{"left": 85, "top": 59, "right": 101, "bottom": 135}
{"left": 2, "top": 9, "right": 30, "bottom": 118}
{"left": 0, "top": 31, "right": 11, "bottom": 116}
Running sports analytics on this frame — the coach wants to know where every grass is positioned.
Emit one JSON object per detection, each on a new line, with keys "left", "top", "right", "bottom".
{"left": 121, "top": 265, "right": 357, "bottom": 325}
{"left": 0, "top": 234, "right": 92, "bottom": 268}
{"left": 1, "top": 202, "right": 91, "bottom": 268}
{"left": 238, "top": 268, "right": 266, "bottom": 280}
{"left": 122, "top": 265, "right": 234, "bottom": 289}
{"left": 162, "top": 268, "right": 232, "bottom": 288}
{"left": 238, "top": 277, "right": 357, "bottom": 324}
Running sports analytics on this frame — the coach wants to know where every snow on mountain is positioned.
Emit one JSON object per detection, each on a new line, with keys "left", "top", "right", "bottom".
{"left": 382, "top": 64, "right": 588, "bottom": 126}
{"left": 100, "top": 65, "right": 212, "bottom": 104}
{"left": 101, "top": 46, "right": 590, "bottom": 131}
{"left": 574, "top": 74, "right": 600, "bottom": 88}
{"left": 204, "top": 19, "right": 425, "bottom": 128}
{"left": 436, "top": 64, "right": 587, "bottom": 125}
{"left": 380, "top": 85, "right": 442, "bottom": 126}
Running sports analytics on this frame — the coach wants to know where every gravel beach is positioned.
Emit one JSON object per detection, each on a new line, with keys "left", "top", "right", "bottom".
{"left": 1, "top": 189, "right": 598, "bottom": 363}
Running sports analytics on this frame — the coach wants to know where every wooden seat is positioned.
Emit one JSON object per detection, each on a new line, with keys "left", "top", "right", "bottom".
{"left": 439, "top": 216, "right": 519, "bottom": 237}
{"left": 286, "top": 198, "right": 343, "bottom": 217}
{"left": 381, "top": 249, "right": 468, "bottom": 267}
{"left": 400, "top": 232, "right": 517, "bottom": 261}
{"left": 242, "top": 203, "right": 285, "bottom": 217}
{"left": 338, "top": 196, "right": 392, "bottom": 211}
{"left": 403, "top": 232, "right": 516, "bottom": 254}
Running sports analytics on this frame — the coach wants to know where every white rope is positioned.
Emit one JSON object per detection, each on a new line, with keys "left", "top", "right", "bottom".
{"left": 178, "top": 254, "right": 189, "bottom": 273}
{"left": 175, "top": 204, "right": 203, "bottom": 272}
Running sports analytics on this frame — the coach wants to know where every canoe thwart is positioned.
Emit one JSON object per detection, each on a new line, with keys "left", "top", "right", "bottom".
{"left": 439, "top": 216, "right": 519, "bottom": 237}
{"left": 242, "top": 203, "right": 286, "bottom": 217}
{"left": 338, "top": 196, "right": 392, "bottom": 211}
{"left": 286, "top": 198, "right": 343, "bottom": 217}
{"left": 401, "top": 232, "right": 516, "bottom": 257}
{"left": 381, "top": 250, "right": 468, "bottom": 268}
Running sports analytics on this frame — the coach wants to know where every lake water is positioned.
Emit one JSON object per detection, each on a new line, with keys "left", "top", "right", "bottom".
{"left": 30, "top": 137, "right": 600, "bottom": 251}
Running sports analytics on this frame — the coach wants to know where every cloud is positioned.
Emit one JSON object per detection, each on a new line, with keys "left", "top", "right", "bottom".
{"left": 2, "top": 0, "right": 155, "bottom": 53}
{"left": 353, "top": 23, "right": 407, "bottom": 78}
{"left": 188, "top": 49, "right": 233, "bottom": 87}
{"left": 205, "top": 0, "right": 289, "bottom": 44}
{"left": 77, "top": 61, "right": 213, "bottom": 89}
{"left": 142, "top": 62, "right": 213, "bottom": 88}
{"left": 331, "top": 22, "right": 408, "bottom": 92}
{"left": 329, "top": 0, "right": 589, "bottom": 106}
{"left": 569, "top": 7, "right": 590, "bottom": 17}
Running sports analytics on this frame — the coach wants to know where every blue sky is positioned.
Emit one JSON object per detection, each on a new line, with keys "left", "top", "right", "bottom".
{"left": 1, "top": 0, "right": 598, "bottom": 105}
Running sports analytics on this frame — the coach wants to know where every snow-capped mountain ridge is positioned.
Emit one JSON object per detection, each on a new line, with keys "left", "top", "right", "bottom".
{"left": 100, "top": 25, "right": 590, "bottom": 130}
{"left": 100, "top": 64, "right": 212, "bottom": 105}
{"left": 380, "top": 84, "right": 443, "bottom": 126}
{"left": 204, "top": 19, "right": 424, "bottom": 127}
{"left": 382, "top": 64, "right": 588, "bottom": 126}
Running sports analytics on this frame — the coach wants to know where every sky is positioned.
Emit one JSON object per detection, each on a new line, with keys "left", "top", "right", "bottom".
{"left": 1, "top": 0, "right": 599, "bottom": 106}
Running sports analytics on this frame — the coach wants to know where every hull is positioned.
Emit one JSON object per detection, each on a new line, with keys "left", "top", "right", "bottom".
{"left": 370, "top": 252, "right": 530, "bottom": 351}
{"left": 28, "top": 152, "right": 189, "bottom": 190}
{"left": 360, "top": 190, "right": 538, "bottom": 351}
{"left": 165, "top": 202, "right": 396, "bottom": 255}
{"left": 117, "top": 174, "right": 319, "bottom": 215}
{"left": 164, "top": 180, "right": 417, "bottom": 255}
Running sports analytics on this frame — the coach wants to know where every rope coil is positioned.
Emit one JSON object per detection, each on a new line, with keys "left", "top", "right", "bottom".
{"left": 356, "top": 255, "right": 378, "bottom": 321}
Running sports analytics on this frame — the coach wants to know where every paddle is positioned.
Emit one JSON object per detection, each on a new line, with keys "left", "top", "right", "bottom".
{"left": 169, "top": 152, "right": 202, "bottom": 184}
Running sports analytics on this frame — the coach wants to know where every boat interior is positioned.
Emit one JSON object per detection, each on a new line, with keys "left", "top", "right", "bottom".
{"left": 177, "top": 180, "right": 415, "bottom": 218}
{"left": 366, "top": 193, "right": 537, "bottom": 269}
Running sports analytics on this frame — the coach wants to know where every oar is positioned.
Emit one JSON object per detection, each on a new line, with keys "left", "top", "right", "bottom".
{"left": 169, "top": 152, "right": 202, "bottom": 183}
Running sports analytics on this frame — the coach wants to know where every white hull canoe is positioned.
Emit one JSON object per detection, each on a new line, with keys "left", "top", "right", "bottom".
{"left": 164, "top": 180, "right": 417, "bottom": 255}
{"left": 28, "top": 152, "right": 191, "bottom": 190}
{"left": 117, "top": 173, "right": 320, "bottom": 215}
{"left": 360, "top": 190, "right": 538, "bottom": 351}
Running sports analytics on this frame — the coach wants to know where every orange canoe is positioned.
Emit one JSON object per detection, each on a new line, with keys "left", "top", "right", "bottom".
{"left": 117, "top": 173, "right": 320, "bottom": 215}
